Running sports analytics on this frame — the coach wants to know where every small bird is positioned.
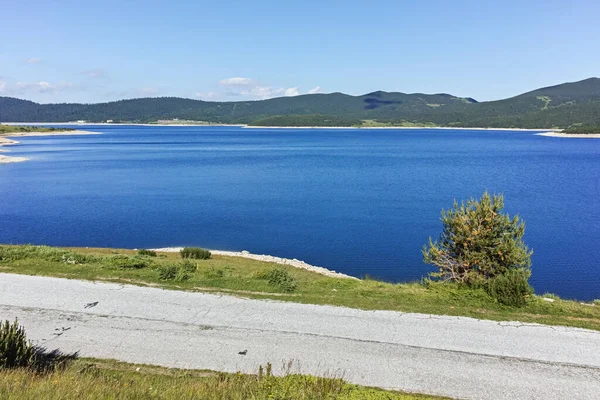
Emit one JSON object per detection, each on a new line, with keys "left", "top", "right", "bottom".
{"left": 238, "top": 350, "right": 247, "bottom": 356}
{"left": 84, "top": 301, "right": 99, "bottom": 309}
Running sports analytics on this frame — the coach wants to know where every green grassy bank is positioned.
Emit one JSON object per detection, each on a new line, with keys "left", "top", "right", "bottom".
{"left": 0, "top": 124, "right": 70, "bottom": 135}
{"left": 0, "top": 245, "right": 598, "bottom": 330}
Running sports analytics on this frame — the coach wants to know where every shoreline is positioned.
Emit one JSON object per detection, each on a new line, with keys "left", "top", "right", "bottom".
{"left": 2, "top": 122, "right": 245, "bottom": 128}
{"left": 0, "top": 130, "right": 100, "bottom": 164}
{"left": 535, "top": 132, "right": 600, "bottom": 138}
{"left": 150, "top": 247, "right": 358, "bottom": 279}
{"left": 245, "top": 125, "right": 558, "bottom": 131}
{"left": 3, "top": 122, "right": 560, "bottom": 131}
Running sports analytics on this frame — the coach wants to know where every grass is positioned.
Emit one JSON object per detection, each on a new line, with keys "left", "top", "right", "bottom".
{"left": 0, "top": 124, "right": 69, "bottom": 135}
{"left": 1, "top": 244, "right": 599, "bottom": 331}
{"left": 0, "top": 357, "right": 445, "bottom": 399}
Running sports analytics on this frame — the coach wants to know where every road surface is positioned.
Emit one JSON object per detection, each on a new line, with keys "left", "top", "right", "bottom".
{"left": 0, "top": 273, "right": 598, "bottom": 399}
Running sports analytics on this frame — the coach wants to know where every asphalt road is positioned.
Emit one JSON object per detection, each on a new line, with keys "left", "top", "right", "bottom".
{"left": 1, "top": 273, "right": 598, "bottom": 399}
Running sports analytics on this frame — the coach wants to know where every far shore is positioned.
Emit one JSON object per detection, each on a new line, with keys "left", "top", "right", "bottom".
{"left": 2, "top": 121, "right": 562, "bottom": 132}
{"left": 245, "top": 125, "right": 560, "bottom": 132}
{"left": 535, "top": 132, "right": 600, "bottom": 138}
{"left": 2, "top": 122, "right": 245, "bottom": 128}
{"left": 0, "top": 129, "right": 99, "bottom": 164}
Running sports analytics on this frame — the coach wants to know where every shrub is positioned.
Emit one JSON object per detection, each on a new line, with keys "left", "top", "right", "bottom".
{"left": 485, "top": 269, "right": 533, "bottom": 307}
{"left": 158, "top": 263, "right": 193, "bottom": 282}
{"left": 180, "top": 260, "right": 197, "bottom": 273}
{"left": 61, "top": 252, "right": 95, "bottom": 265}
{"left": 0, "top": 319, "right": 38, "bottom": 369}
{"left": 204, "top": 266, "right": 225, "bottom": 278}
{"left": 106, "top": 255, "right": 149, "bottom": 270}
{"left": 137, "top": 249, "right": 157, "bottom": 257}
{"left": 0, "top": 245, "right": 71, "bottom": 263}
{"left": 158, "top": 265, "right": 178, "bottom": 280}
{"left": 423, "top": 192, "right": 533, "bottom": 286}
{"left": 262, "top": 268, "right": 298, "bottom": 292}
{"left": 180, "top": 247, "right": 211, "bottom": 260}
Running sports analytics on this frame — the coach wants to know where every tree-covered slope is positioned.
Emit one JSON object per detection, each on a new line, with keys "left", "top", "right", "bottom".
{"left": 1, "top": 78, "right": 598, "bottom": 128}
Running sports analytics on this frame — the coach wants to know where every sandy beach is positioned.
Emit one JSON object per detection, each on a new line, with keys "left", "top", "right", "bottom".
{"left": 3, "top": 122, "right": 561, "bottom": 131}
{"left": 244, "top": 125, "right": 561, "bottom": 131}
{"left": 535, "top": 132, "right": 600, "bottom": 138}
{"left": 0, "top": 130, "right": 100, "bottom": 164}
{"left": 151, "top": 247, "right": 357, "bottom": 279}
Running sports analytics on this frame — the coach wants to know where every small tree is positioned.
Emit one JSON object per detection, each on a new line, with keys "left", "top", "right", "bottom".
{"left": 423, "top": 192, "right": 532, "bottom": 286}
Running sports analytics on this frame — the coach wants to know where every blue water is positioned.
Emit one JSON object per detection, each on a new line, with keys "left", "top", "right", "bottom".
{"left": 1, "top": 126, "right": 599, "bottom": 300}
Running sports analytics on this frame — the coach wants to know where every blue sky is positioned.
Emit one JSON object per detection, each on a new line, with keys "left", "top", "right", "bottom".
{"left": 1, "top": 0, "right": 598, "bottom": 103}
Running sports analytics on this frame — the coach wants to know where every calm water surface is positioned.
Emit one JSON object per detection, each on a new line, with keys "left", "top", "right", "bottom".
{"left": 1, "top": 126, "right": 598, "bottom": 300}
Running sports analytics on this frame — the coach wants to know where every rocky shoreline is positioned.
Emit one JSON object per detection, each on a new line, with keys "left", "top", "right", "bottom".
{"left": 0, "top": 130, "right": 100, "bottom": 164}
{"left": 150, "top": 247, "right": 358, "bottom": 279}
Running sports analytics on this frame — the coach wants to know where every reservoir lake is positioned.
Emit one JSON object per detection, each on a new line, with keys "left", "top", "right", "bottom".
{"left": 1, "top": 126, "right": 598, "bottom": 300}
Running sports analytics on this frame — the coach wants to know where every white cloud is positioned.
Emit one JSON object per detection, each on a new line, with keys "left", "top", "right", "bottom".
{"left": 284, "top": 87, "right": 300, "bottom": 97}
{"left": 26, "top": 58, "right": 41, "bottom": 64}
{"left": 14, "top": 81, "right": 74, "bottom": 94}
{"left": 238, "top": 86, "right": 296, "bottom": 99}
{"left": 219, "top": 77, "right": 253, "bottom": 86}
{"left": 195, "top": 91, "right": 219, "bottom": 100}
{"left": 0, "top": 80, "right": 6, "bottom": 93}
{"left": 81, "top": 68, "right": 105, "bottom": 78}
{"left": 199, "top": 78, "right": 305, "bottom": 100}
{"left": 308, "top": 86, "right": 322, "bottom": 94}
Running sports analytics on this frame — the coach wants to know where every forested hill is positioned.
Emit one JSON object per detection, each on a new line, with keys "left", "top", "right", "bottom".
{"left": 1, "top": 78, "right": 599, "bottom": 129}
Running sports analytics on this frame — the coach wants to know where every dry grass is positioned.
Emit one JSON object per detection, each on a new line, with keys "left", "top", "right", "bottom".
{"left": 0, "top": 358, "right": 444, "bottom": 399}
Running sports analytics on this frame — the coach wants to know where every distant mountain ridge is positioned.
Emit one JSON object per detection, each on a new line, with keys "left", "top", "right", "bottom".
{"left": 1, "top": 78, "right": 599, "bottom": 128}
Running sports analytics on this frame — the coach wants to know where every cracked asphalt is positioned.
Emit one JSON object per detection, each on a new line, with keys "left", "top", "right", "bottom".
{"left": 1, "top": 273, "right": 599, "bottom": 399}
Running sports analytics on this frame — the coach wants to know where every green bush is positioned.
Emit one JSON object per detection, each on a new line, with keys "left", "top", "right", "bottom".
{"left": 105, "top": 255, "right": 149, "bottom": 270}
{"left": 262, "top": 268, "right": 298, "bottom": 292}
{"left": 423, "top": 192, "right": 533, "bottom": 285}
{"left": 204, "top": 266, "right": 225, "bottom": 278}
{"left": 137, "top": 249, "right": 157, "bottom": 257}
{"left": 180, "top": 260, "right": 197, "bottom": 273}
{"left": 0, "top": 319, "right": 38, "bottom": 369}
{"left": 485, "top": 269, "right": 533, "bottom": 307}
{"left": 158, "top": 263, "right": 193, "bottom": 282}
{"left": 158, "top": 265, "right": 178, "bottom": 280}
{"left": 61, "top": 252, "right": 95, "bottom": 265}
{"left": 0, "top": 245, "right": 71, "bottom": 263}
{"left": 180, "top": 247, "right": 211, "bottom": 260}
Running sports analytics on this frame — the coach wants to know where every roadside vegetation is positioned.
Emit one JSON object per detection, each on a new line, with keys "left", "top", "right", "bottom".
{"left": 0, "top": 243, "right": 598, "bottom": 330}
{"left": 0, "top": 320, "right": 442, "bottom": 400}
{"left": 0, "top": 124, "right": 69, "bottom": 135}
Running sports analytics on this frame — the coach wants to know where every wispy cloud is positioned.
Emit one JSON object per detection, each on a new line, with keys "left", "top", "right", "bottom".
{"left": 209, "top": 77, "right": 303, "bottom": 100}
{"left": 25, "top": 58, "right": 41, "bottom": 64}
{"left": 80, "top": 68, "right": 106, "bottom": 78}
{"left": 219, "top": 77, "right": 253, "bottom": 86}
{"left": 0, "top": 80, "right": 6, "bottom": 93}
{"left": 13, "top": 81, "right": 75, "bottom": 94}
{"left": 284, "top": 87, "right": 300, "bottom": 97}
{"left": 195, "top": 91, "right": 219, "bottom": 100}
{"left": 308, "top": 86, "right": 322, "bottom": 94}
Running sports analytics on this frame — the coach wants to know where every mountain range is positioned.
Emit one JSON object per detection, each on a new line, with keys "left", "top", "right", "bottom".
{"left": 1, "top": 78, "right": 599, "bottom": 128}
